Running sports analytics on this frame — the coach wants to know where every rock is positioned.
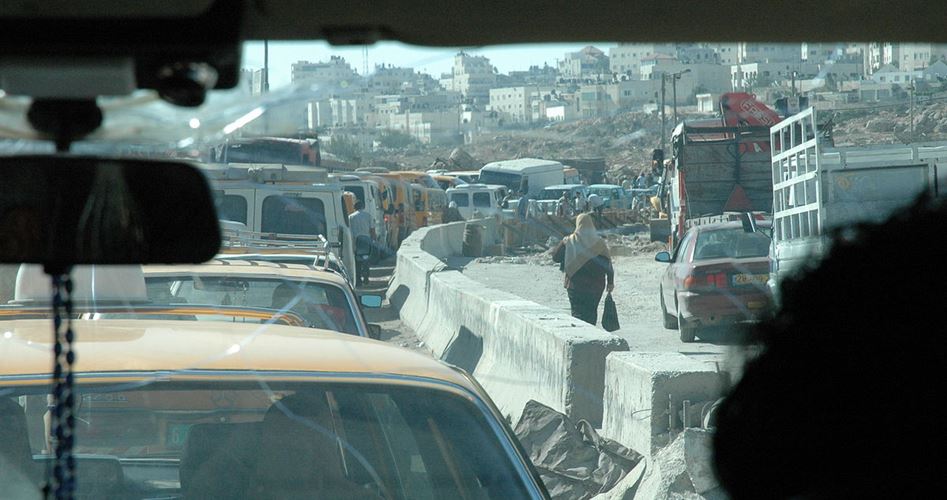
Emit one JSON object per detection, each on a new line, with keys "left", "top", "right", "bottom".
{"left": 683, "top": 429, "right": 719, "bottom": 495}
{"left": 630, "top": 430, "right": 728, "bottom": 500}
{"left": 448, "top": 147, "right": 480, "bottom": 169}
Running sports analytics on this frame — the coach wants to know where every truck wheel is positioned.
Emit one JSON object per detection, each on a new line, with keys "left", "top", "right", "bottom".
{"left": 660, "top": 290, "right": 677, "bottom": 330}
{"left": 679, "top": 315, "right": 697, "bottom": 343}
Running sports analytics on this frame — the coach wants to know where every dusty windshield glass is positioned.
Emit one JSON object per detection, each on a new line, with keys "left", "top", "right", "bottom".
{"left": 2, "top": 39, "right": 946, "bottom": 500}
{"left": 3, "top": 382, "right": 533, "bottom": 499}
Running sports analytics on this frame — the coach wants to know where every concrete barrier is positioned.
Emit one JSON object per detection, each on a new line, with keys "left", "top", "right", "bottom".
{"left": 601, "top": 352, "right": 728, "bottom": 457}
{"left": 388, "top": 219, "right": 628, "bottom": 426}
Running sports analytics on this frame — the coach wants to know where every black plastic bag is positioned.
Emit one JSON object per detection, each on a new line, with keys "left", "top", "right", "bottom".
{"left": 602, "top": 293, "right": 620, "bottom": 332}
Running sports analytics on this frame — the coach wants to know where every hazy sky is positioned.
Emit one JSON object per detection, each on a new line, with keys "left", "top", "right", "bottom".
{"left": 242, "top": 41, "right": 601, "bottom": 88}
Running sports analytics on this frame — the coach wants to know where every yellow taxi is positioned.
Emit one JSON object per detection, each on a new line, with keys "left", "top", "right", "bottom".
{"left": 141, "top": 260, "right": 382, "bottom": 338}
{"left": 0, "top": 321, "right": 548, "bottom": 499}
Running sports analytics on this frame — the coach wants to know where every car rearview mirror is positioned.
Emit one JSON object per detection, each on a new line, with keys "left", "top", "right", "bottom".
{"left": 0, "top": 156, "right": 220, "bottom": 265}
{"left": 360, "top": 294, "right": 383, "bottom": 308}
{"left": 655, "top": 251, "right": 672, "bottom": 263}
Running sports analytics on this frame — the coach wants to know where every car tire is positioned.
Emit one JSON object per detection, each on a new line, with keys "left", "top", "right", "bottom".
{"left": 679, "top": 315, "right": 697, "bottom": 343}
{"left": 660, "top": 290, "right": 677, "bottom": 330}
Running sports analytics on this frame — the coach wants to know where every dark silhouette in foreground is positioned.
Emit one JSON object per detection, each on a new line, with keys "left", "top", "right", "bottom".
{"left": 713, "top": 195, "right": 944, "bottom": 499}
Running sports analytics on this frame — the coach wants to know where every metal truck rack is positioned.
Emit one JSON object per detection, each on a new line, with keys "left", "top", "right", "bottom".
{"left": 770, "top": 107, "right": 947, "bottom": 295}
{"left": 219, "top": 228, "right": 350, "bottom": 281}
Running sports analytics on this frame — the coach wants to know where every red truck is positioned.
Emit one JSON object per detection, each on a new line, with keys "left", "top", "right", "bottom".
{"left": 650, "top": 93, "right": 780, "bottom": 248}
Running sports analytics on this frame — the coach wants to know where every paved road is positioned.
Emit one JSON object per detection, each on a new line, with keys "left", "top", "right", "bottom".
{"left": 359, "top": 257, "right": 429, "bottom": 353}
{"left": 455, "top": 252, "right": 755, "bottom": 374}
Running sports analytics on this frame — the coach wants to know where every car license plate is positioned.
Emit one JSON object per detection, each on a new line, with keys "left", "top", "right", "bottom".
{"left": 732, "top": 274, "right": 768, "bottom": 286}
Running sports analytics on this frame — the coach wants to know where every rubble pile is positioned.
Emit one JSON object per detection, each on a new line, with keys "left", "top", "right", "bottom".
{"left": 386, "top": 110, "right": 680, "bottom": 176}
{"left": 832, "top": 101, "right": 947, "bottom": 146}
{"left": 605, "top": 234, "right": 668, "bottom": 257}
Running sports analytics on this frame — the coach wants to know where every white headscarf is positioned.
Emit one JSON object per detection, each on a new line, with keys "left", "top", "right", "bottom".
{"left": 564, "top": 213, "right": 609, "bottom": 277}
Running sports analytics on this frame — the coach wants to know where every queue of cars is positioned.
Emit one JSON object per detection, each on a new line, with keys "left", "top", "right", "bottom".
{"left": 0, "top": 147, "right": 553, "bottom": 498}
{"left": 0, "top": 166, "right": 550, "bottom": 499}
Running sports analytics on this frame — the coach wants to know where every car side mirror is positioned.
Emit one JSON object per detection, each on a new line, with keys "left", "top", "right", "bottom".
{"left": 360, "top": 294, "right": 383, "bottom": 308}
{"left": 655, "top": 251, "right": 672, "bottom": 263}
{"left": 367, "top": 323, "right": 382, "bottom": 340}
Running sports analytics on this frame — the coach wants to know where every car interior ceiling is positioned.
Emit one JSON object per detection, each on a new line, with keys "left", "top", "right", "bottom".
{"left": 2, "top": 1, "right": 946, "bottom": 500}
{"left": 2, "top": 1, "right": 946, "bottom": 51}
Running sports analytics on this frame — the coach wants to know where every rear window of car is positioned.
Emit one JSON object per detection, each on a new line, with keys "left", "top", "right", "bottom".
{"left": 7, "top": 382, "right": 533, "bottom": 500}
{"left": 473, "top": 192, "right": 493, "bottom": 207}
{"left": 693, "top": 228, "right": 771, "bottom": 261}
{"left": 260, "top": 195, "right": 327, "bottom": 237}
{"left": 539, "top": 189, "right": 565, "bottom": 200}
{"left": 450, "top": 192, "right": 469, "bottom": 207}
{"left": 145, "top": 276, "right": 358, "bottom": 335}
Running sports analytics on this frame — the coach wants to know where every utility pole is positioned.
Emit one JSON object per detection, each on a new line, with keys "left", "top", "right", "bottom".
{"left": 909, "top": 78, "right": 916, "bottom": 139}
{"left": 660, "top": 74, "right": 667, "bottom": 153}
{"left": 670, "top": 69, "right": 690, "bottom": 136}
{"left": 263, "top": 39, "right": 270, "bottom": 93}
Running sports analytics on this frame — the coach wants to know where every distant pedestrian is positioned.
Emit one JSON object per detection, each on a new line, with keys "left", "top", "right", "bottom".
{"left": 443, "top": 201, "right": 464, "bottom": 223}
{"left": 556, "top": 193, "right": 571, "bottom": 218}
{"left": 517, "top": 192, "right": 530, "bottom": 222}
{"left": 574, "top": 191, "right": 588, "bottom": 213}
{"left": 551, "top": 213, "right": 615, "bottom": 326}
{"left": 588, "top": 193, "right": 605, "bottom": 215}
{"left": 348, "top": 200, "right": 375, "bottom": 286}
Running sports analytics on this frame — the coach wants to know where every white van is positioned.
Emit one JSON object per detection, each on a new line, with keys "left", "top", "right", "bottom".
{"left": 478, "top": 158, "right": 565, "bottom": 198}
{"left": 200, "top": 163, "right": 356, "bottom": 282}
{"left": 446, "top": 184, "right": 502, "bottom": 220}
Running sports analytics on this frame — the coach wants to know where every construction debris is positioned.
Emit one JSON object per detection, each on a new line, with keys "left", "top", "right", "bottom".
{"left": 514, "top": 400, "right": 643, "bottom": 500}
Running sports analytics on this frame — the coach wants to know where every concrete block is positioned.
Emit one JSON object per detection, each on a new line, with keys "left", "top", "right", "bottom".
{"left": 602, "top": 352, "right": 726, "bottom": 457}
{"left": 389, "top": 220, "right": 628, "bottom": 427}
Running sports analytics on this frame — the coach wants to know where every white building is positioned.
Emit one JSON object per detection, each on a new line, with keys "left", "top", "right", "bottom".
{"left": 870, "top": 64, "right": 921, "bottom": 84}
{"left": 678, "top": 45, "right": 719, "bottom": 64}
{"left": 738, "top": 43, "right": 801, "bottom": 64}
{"left": 489, "top": 86, "right": 553, "bottom": 123}
{"left": 389, "top": 110, "right": 461, "bottom": 145}
{"left": 367, "top": 64, "right": 416, "bottom": 95}
{"left": 732, "top": 61, "right": 863, "bottom": 90}
{"left": 802, "top": 43, "right": 845, "bottom": 63}
{"left": 696, "top": 94, "right": 716, "bottom": 113}
{"left": 711, "top": 43, "right": 741, "bottom": 65}
{"left": 452, "top": 52, "right": 496, "bottom": 104}
{"left": 607, "top": 79, "right": 662, "bottom": 109}
{"left": 883, "top": 43, "right": 933, "bottom": 72}
{"left": 608, "top": 43, "right": 677, "bottom": 77}
{"left": 240, "top": 68, "right": 266, "bottom": 95}
{"left": 460, "top": 106, "right": 501, "bottom": 144}
{"left": 291, "top": 57, "right": 358, "bottom": 87}
{"left": 558, "top": 46, "right": 610, "bottom": 80}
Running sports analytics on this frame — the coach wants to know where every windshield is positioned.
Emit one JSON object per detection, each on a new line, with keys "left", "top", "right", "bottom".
{"left": 3, "top": 37, "right": 947, "bottom": 500}
{"left": 3, "top": 381, "right": 532, "bottom": 499}
{"left": 477, "top": 171, "right": 520, "bottom": 191}
{"left": 694, "top": 228, "right": 772, "bottom": 260}
{"left": 539, "top": 189, "right": 569, "bottom": 200}
{"left": 144, "top": 275, "right": 359, "bottom": 335}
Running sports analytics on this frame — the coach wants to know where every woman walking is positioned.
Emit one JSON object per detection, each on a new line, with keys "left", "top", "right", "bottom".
{"left": 552, "top": 213, "right": 615, "bottom": 326}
